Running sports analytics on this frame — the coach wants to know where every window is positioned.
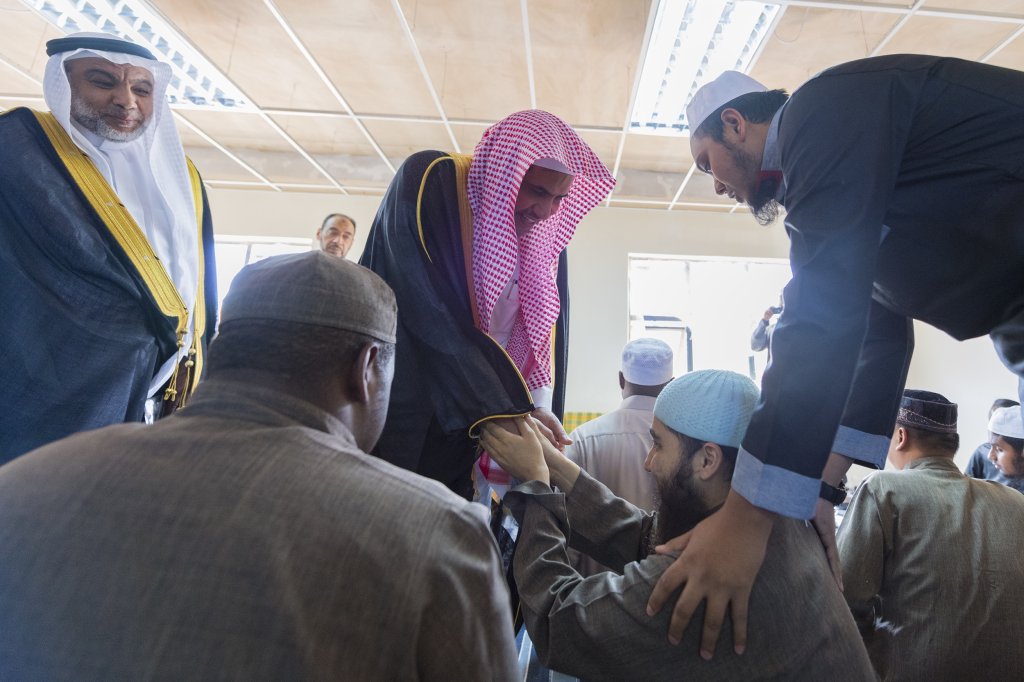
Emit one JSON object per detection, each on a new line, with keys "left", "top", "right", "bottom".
{"left": 213, "top": 236, "right": 313, "bottom": 311}
{"left": 628, "top": 254, "right": 790, "bottom": 382}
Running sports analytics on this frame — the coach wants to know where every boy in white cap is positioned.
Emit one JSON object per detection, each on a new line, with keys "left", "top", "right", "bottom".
{"left": 838, "top": 390, "right": 1024, "bottom": 680}
{"left": 987, "top": 406, "right": 1024, "bottom": 490}
{"left": 651, "top": 55, "right": 1024, "bottom": 657}
{"left": 481, "top": 370, "right": 872, "bottom": 681}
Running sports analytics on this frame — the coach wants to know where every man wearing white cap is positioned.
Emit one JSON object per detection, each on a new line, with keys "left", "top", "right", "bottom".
{"left": 567, "top": 338, "right": 673, "bottom": 512}
{"left": 0, "top": 32, "right": 218, "bottom": 461}
{"left": 648, "top": 56, "right": 1024, "bottom": 655}
{"left": 985, "top": 405, "right": 1024, "bottom": 492}
{"left": 0, "top": 252, "right": 518, "bottom": 680}
{"left": 479, "top": 370, "right": 873, "bottom": 680}
{"left": 838, "top": 390, "right": 1024, "bottom": 680}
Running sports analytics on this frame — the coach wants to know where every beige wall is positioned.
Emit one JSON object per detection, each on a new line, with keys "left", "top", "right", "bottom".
{"left": 207, "top": 187, "right": 1017, "bottom": 472}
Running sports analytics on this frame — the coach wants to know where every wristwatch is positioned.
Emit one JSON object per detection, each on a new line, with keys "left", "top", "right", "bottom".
{"left": 819, "top": 480, "right": 847, "bottom": 506}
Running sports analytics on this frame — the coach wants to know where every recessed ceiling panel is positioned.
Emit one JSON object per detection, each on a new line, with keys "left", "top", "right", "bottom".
{"left": 184, "top": 144, "right": 274, "bottom": 183}
{"left": 619, "top": 133, "right": 693, "bottom": 175}
{"left": 0, "top": 3, "right": 61, "bottom": 86}
{"left": 149, "top": 0, "right": 341, "bottom": 111}
{"left": 179, "top": 110, "right": 294, "bottom": 153}
{"left": 612, "top": 167, "right": 688, "bottom": 201}
{"left": 575, "top": 129, "right": 620, "bottom": 172}
{"left": 273, "top": 0, "right": 439, "bottom": 117}
{"left": 269, "top": 112, "right": 375, "bottom": 157}
{"left": 986, "top": 33, "right": 1024, "bottom": 69}
{"left": 925, "top": 1, "right": 1024, "bottom": 13}
{"left": 751, "top": 9, "right": 901, "bottom": 91}
{"left": 361, "top": 119, "right": 458, "bottom": 162}
{"left": 530, "top": 0, "right": 649, "bottom": 128}
{"left": 879, "top": 16, "right": 1019, "bottom": 60}
{"left": 396, "top": 0, "right": 531, "bottom": 121}
{"left": 451, "top": 122, "right": 490, "bottom": 155}
{"left": 0, "top": 95, "right": 43, "bottom": 111}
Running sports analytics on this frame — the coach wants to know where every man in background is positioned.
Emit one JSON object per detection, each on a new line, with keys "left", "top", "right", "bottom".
{"left": 965, "top": 398, "right": 1023, "bottom": 493}
{"left": 0, "top": 252, "right": 517, "bottom": 680}
{"left": 0, "top": 32, "right": 218, "bottom": 462}
{"left": 317, "top": 212, "right": 357, "bottom": 258}
{"left": 838, "top": 389, "right": 1024, "bottom": 680}
{"left": 567, "top": 339, "right": 671, "bottom": 507}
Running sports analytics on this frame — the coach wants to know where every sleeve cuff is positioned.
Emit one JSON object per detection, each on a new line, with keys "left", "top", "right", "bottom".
{"left": 531, "top": 385, "right": 553, "bottom": 411}
{"left": 831, "top": 425, "right": 889, "bottom": 470}
{"left": 732, "top": 449, "right": 820, "bottom": 520}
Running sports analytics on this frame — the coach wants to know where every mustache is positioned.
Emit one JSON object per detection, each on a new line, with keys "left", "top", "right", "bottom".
{"left": 101, "top": 108, "right": 144, "bottom": 122}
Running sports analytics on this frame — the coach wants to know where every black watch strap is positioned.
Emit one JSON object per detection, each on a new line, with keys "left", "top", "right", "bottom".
{"left": 819, "top": 480, "right": 847, "bottom": 506}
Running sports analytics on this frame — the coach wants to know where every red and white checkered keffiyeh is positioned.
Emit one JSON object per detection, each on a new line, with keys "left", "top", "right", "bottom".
{"left": 468, "top": 110, "right": 615, "bottom": 392}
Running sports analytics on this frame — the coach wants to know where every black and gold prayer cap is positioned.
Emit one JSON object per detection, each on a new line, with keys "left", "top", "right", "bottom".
{"left": 46, "top": 35, "right": 157, "bottom": 61}
{"left": 896, "top": 389, "right": 958, "bottom": 434}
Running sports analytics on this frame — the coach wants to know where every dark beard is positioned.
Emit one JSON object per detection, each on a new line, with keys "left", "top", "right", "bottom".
{"left": 654, "top": 459, "right": 713, "bottom": 545}
{"left": 722, "top": 140, "right": 781, "bottom": 226}
{"left": 750, "top": 193, "right": 780, "bottom": 226}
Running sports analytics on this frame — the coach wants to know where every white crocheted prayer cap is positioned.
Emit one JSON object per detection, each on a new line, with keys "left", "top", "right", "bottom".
{"left": 654, "top": 369, "right": 759, "bottom": 448}
{"left": 989, "top": 406, "right": 1024, "bottom": 439}
{"left": 686, "top": 71, "right": 768, "bottom": 133}
{"left": 621, "top": 338, "right": 674, "bottom": 386}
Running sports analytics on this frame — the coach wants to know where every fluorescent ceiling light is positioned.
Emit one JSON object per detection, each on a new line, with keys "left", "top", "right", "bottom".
{"left": 631, "top": 0, "right": 779, "bottom": 136}
{"left": 23, "top": 0, "right": 255, "bottom": 111}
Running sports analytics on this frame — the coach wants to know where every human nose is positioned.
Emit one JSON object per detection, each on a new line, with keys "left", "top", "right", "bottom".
{"left": 713, "top": 178, "right": 728, "bottom": 195}
{"left": 643, "top": 448, "right": 654, "bottom": 473}
{"left": 536, "top": 196, "right": 560, "bottom": 220}
{"left": 111, "top": 82, "right": 139, "bottom": 110}
{"left": 988, "top": 446, "right": 997, "bottom": 462}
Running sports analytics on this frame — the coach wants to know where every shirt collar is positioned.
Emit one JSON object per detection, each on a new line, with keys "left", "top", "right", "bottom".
{"left": 178, "top": 378, "right": 359, "bottom": 448}
{"left": 621, "top": 394, "right": 657, "bottom": 411}
{"left": 758, "top": 106, "right": 786, "bottom": 203}
{"left": 905, "top": 456, "right": 962, "bottom": 474}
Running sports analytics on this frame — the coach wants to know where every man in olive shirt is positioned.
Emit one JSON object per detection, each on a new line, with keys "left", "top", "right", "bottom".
{"left": 838, "top": 390, "right": 1024, "bottom": 681}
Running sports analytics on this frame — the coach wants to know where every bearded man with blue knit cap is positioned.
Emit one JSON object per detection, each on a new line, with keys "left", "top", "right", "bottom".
{"left": 481, "top": 370, "right": 873, "bottom": 680}
{"left": 0, "top": 31, "right": 218, "bottom": 462}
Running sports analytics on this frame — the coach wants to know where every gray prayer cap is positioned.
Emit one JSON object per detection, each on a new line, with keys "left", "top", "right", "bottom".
{"left": 622, "top": 338, "right": 674, "bottom": 386}
{"left": 896, "top": 389, "right": 957, "bottom": 434}
{"left": 221, "top": 251, "right": 397, "bottom": 344}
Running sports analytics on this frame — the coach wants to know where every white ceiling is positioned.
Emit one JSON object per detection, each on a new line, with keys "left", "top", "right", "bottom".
{"left": 1, "top": 0, "right": 1022, "bottom": 213}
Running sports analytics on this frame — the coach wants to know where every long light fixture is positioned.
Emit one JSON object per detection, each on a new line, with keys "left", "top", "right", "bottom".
{"left": 23, "top": 0, "right": 255, "bottom": 111}
{"left": 631, "top": 0, "right": 779, "bottom": 136}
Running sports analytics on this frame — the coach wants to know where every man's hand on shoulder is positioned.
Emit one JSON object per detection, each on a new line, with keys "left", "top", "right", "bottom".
{"left": 646, "top": 489, "right": 775, "bottom": 659}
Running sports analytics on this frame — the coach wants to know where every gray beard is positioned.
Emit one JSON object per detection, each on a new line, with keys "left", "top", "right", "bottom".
{"left": 71, "top": 95, "right": 148, "bottom": 143}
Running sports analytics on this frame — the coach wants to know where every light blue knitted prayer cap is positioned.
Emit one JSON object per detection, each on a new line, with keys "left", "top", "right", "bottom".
{"left": 653, "top": 370, "right": 759, "bottom": 448}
